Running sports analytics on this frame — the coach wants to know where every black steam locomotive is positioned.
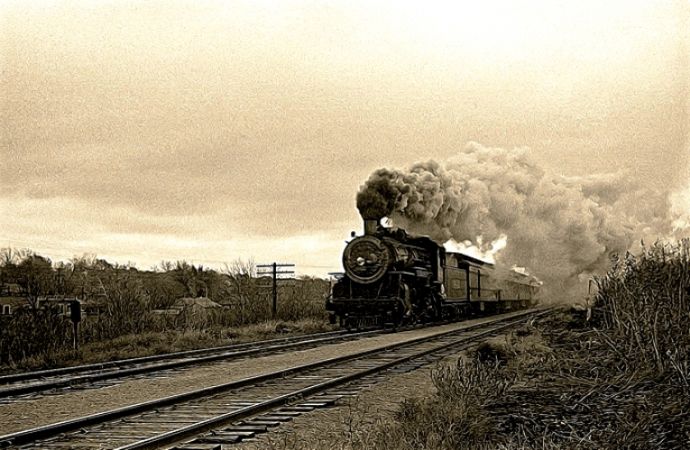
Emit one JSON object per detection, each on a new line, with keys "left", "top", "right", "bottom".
{"left": 326, "top": 219, "right": 539, "bottom": 329}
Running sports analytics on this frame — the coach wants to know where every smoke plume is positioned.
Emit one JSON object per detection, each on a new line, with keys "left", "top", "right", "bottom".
{"left": 357, "top": 142, "right": 687, "bottom": 302}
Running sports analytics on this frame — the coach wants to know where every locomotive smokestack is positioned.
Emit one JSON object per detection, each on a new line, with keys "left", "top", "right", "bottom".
{"left": 364, "top": 219, "right": 378, "bottom": 235}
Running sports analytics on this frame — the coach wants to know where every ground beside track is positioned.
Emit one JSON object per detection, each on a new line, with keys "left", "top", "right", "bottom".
{"left": 0, "top": 314, "right": 516, "bottom": 435}
{"left": 0, "top": 320, "right": 336, "bottom": 376}
{"left": 236, "top": 310, "right": 689, "bottom": 450}
{"left": 232, "top": 346, "right": 449, "bottom": 450}
{"left": 232, "top": 311, "right": 557, "bottom": 450}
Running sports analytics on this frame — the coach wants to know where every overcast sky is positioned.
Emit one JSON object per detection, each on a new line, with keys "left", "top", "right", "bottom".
{"left": 1, "top": 0, "right": 688, "bottom": 276}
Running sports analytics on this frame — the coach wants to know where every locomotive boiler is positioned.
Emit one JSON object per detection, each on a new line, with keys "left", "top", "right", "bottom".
{"left": 326, "top": 219, "right": 539, "bottom": 329}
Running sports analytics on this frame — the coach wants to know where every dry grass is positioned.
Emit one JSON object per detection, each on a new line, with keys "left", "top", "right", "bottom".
{"left": 397, "top": 241, "right": 690, "bottom": 449}
{"left": 594, "top": 240, "right": 690, "bottom": 382}
{"left": 0, "top": 318, "right": 335, "bottom": 374}
{"left": 259, "top": 241, "right": 690, "bottom": 449}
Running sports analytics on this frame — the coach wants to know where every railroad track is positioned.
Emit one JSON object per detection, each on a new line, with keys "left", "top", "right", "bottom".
{"left": 0, "top": 307, "right": 552, "bottom": 449}
{"left": 0, "top": 328, "right": 390, "bottom": 401}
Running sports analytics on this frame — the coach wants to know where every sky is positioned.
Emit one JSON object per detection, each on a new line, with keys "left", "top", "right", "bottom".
{"left": 1, "top": 0, "right": 689, "bottom": 276}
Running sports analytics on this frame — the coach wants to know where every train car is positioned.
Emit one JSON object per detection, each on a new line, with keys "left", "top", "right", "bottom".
{"left": 326, "top": 219, "right": 539, "bottom": 329}
{"left": 443, "top": 252, "right": 539, "bottom": 314}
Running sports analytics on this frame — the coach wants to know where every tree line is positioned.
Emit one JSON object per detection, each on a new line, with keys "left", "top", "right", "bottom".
{"left": 0, "top": 248, "right": 329, "bottom": 365}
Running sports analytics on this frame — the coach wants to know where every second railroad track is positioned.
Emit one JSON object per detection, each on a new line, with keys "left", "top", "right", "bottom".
{"left": 0, "top": 307, "right": 552, "bottom": 449}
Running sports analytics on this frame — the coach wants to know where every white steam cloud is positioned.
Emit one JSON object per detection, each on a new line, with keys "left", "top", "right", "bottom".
{"left": 357, "top": 142, "right": 687, "bottom": 302}
{"left": 443, "top": 234, "right": 507, "bottom": 264}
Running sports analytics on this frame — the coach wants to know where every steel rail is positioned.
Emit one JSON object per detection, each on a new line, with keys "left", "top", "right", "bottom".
{"left": 0, "top": 315, "right": 471, "bottom": 399}
{"left": 0, "top": 329, "right": 387, "bottom": 399}
{"left": 0, "top": 308, "right": 550, "bottom": 448}
{"left": 119, "top": 309, "right": 552, "bottom": 450}
{"left": 0, "top": 329, "right": 349, "bottom": 384}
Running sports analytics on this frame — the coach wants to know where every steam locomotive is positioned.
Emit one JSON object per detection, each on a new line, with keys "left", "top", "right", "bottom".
{"left": 326, "top": 219, "right": 539, "bottom": 329}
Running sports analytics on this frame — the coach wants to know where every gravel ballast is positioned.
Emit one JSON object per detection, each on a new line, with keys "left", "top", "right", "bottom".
{"left": 0, "top": 315, "right": 508, "bottom": 434}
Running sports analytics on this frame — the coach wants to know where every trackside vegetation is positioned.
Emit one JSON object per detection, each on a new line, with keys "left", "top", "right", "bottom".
{"left": 262, "top": 240, "right": 690, "bottom": 449}
{"left": 0, "top": 249, "right": 331, "bottom": 372}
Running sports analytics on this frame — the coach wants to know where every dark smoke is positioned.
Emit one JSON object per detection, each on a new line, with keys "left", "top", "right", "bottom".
{"left": 357, "top": 142, "right": 687, "bottom": 302}
{"left": 356, "top": 169, "right": 408, "bottom": 219}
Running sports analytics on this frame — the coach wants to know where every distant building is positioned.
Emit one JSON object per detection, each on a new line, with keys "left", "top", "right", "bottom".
{"left": 0, "top": 297, "right": 27, "bottom": 316}
{"left": 0, "top": 282, "right": 28, "bottom": 316}
{"left": 151, "top": 296, "right": 223, "bottom": 329}
{"left": 38, "top": 296, "right": 81, "bottom": 318}
{"left": 152, "top": 296, "right": 222, "bottom": 316}
{"left": 0, "top": 295, "right": 107, "bottom": 319}
{"left": 171, "top": 296, "right": 222, "bottom": 312}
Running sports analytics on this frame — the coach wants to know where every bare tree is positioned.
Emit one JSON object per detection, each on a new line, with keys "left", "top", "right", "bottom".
{"left": 17, "top": 254, "right": 55, "bottom": 311}
{"left": 222, "top": 258, "right": 265, "bottom": 324}
{"left": 0, "top": 247, "right": 17, "bottom": 267}
{"left": 154, "top": 260, "right": 176, "bottom": 272}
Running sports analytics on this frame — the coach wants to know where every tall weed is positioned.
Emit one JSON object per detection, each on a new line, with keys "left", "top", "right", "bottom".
{"left": 594, "top": 239, "right": 690, "bottom": 381}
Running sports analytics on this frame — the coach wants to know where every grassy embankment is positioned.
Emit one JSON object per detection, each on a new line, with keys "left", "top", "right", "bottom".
{"left": 266, "top": 240, "right": 689, "bottom": 449}
{"left": 0, "top": 318, "right": 334, "bottom": 375}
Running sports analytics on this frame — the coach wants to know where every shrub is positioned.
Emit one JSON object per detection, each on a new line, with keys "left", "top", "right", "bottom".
{"left": 594, "top": 239, "right": 690, "bottom": 382}
{"left": 81, "top": 276, "right": 153, "bottom": 341}
{"left": 0, "top": 306, "right": 72, "bottom": 366}
{"left": 345, "top": 357, "right": 514, "bottom": 450}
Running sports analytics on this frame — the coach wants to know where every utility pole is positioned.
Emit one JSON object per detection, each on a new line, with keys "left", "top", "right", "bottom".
{"left": 257, "top": 262, "right": 295, "bottom": 318}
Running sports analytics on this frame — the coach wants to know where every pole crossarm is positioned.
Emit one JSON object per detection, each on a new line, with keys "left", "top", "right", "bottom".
{"left": 256, "top": 262, "right": 295, "bottom": 318}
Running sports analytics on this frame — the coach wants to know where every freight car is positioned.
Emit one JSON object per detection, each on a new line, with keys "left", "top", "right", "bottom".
{"left": 326, "top": 219, "right": 539, "bottom": 329}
